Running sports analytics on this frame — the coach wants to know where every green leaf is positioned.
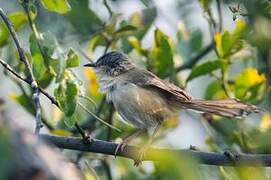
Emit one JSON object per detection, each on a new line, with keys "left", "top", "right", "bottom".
{"left": 49, "top": 57, "right": 66, "bottom": 82}
{"left": 37, "top": 69, "right": 55, "bottom": 88}
{"left": 150, "top": 29, "right": 174, "bottom": 78}
{"left": 8, "top": 12, "right": 28, "bottom": 31}
{"left": 234, "top": 68, "right": 267, "bottom": 102}
{"left": 88, "top": 34, "right": 107, "bottom": 51}
{"left": 177, "top": 27, "right": 203, "bottom": 61}
{"left": 66, "top": 48, "right": 79, "bottom": 68}
{"left": 30, "top": 31, "right": 57, "bottom": 62}
{"left": 189, "top": 30, "right": 203, "bottom": 53}
{"left": 54, "top": 80, "right": 79, "bottom": 117}
{"left": 29, "top": 33, "right": 40, "bottom": 56}
{"left": 221, "top": 31, "right": 231, "bottom": 57}
{"left": 41, "top": 0, "right": 71, "bottom": 14}
{"left": 28, "top": 3, "right": 38, "bottom": 19}
{"left": 115, "top": 25, "right": 137, "bottom": 34}
{"left": 121, "top": 8, "right": 157, "bottom": 53}
{"left": 40, "top": 31, "right": 57, "bottom": 58}
{"left": 204, "top": 80, "right": 226, "bottom": 100}
{"left": 127, "top": 36, "right": 148, "bottom": 56}
{"left": 9, "top": 93, "right": 35, "bottom": 115}
{"left": 65, "top": 0, "right": 103, "bottom": 36}
{"left": 29, "top": 33, "right": 54, "bottom": 87}
{"left": 187, "top": 60, "right": 224, "bottom": 82}
{"left": 0, "top": 12, "right": 28, "bottom": 47}
{"left": 32, "top": 53, "right": 46, "bottom": 80}
{"left": 64, "top": 114, "right": 77, "bottom": 127}
{"left": 215, "top": 20, "right": 248, "bottom": 58}
{"left": 199, "top": 0, "right": 213, "bottom": 11}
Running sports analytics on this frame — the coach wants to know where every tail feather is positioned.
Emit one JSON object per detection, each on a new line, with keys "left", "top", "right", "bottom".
{"left": 183, "top": 99, "right": 261, "bottom": 118}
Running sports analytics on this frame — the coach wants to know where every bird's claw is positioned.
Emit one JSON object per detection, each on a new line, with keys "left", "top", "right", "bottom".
{"left": 189, "top": 145, "right": 197, "bottom": 150}
{"left": 114, "top": 141, "right": 128, "bottom": 158}
{"left": 82, "top": 135, "right": 94, "bottom": 144}
{"left": 224, "top": 150, "right": 240, "bottom": 162}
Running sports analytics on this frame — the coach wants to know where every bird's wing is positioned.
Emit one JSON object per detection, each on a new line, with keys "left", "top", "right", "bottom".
{"left": 128, "top": 68, "right": 192, "bottom": 102}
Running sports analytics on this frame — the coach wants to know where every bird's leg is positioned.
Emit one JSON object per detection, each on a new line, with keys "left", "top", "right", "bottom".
{"left": 114, "top": 129, "right": 145, "bottom": 157}
{"left": 75, "top": 123, "right": 93, "bottom": 144}
{"left": 134, "top": 123, "right": 161, "bottom": 166}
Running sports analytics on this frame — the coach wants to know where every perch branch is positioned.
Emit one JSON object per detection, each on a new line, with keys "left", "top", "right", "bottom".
{"left": 0, "top": 8, "right": 42, "bottom": 134}
{"left": 40, "top": 134, "right": 271, "bottom": 166}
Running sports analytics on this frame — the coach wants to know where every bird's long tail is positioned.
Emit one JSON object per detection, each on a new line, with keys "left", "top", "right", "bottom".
{"left": 183, "top": 99, "right": 261, "bottom": 118}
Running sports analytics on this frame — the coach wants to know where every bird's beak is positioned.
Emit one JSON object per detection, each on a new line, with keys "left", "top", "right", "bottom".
{"left": 84, "top": 62, "right": 97, "bottom": 67}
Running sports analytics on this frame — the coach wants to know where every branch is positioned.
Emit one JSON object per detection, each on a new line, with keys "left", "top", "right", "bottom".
{"left": 216, "top": 0, "right": 223, "bottom": 32}
{"left": 175, "top": 42, "right": 214, "bottom": 73}
{"left": 0, "top": 8, "right": 42, "bottom": 134}
{"left": 40, "top": 134, "right": 271, "bottom": 166}
{"left": 22, "top": 2, "right": 48, "bottom": 64}
{"left": 0, "top": 59, "right": 59, "bottom": 106}
{"left": 103, "top": 0, "right": 113, "bottom": 18}
{"left": 0, "top": 58, "right": 101, "bottom": 137}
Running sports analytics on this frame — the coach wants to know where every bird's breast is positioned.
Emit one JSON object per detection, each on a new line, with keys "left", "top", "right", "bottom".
{"left": 108, "top": 83, "right": 174, "bottom": 129}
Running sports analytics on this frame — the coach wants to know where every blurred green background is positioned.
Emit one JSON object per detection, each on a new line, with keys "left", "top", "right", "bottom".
{"left": 0, "top": 0, "right": 270, "bottom": 179}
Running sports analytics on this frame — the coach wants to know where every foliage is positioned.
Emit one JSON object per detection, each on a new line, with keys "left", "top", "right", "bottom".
{"left": 0, "top": 0, "right": 270, "bottom": 179}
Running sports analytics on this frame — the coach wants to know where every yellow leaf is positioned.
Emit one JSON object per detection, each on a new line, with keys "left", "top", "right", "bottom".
{"left": 50, "top": 129, "right": 72, "bottom": 136}
{"left": 260, "top": 113, "right": 271, "bottom": 131}
{"left": 164, "top": 116, "right": 179, "bottom": 129}
{"left": 52, "top": 107, "right": 64, "bottom": 124}
{"left": 84, "top": 69, "right": 101, "bottom": 97}
{"left": 8, "top": 92, "right": 18, "bottom": 101}
{"left": 235, "top": 19, "right": 247, "bottom": 35}
{"left": 239, "top": 68, "right": 266, "bottom": 86}
{"left": 177, "top": 21, "right": 190, "bottom": 41}
{"left": 214, "top": 32, "right": 223, "bottom": 56}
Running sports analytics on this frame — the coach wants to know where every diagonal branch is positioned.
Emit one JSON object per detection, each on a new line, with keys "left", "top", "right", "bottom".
{"left": 0, "top": 58, "right": 59, "bottom": 107}
{"left": 40, "top": 134, "right": 271, "bottom": 166}
{"left": 0, "top": 8, "right": 42, "bottom": 134}
{"left": 175, "top": 42, "right": 214, "bottom": 73}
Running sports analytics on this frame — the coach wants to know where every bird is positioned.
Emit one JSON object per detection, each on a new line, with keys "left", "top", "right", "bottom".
{"left": 84, "top": 51, "right": 260, "bottom": 165}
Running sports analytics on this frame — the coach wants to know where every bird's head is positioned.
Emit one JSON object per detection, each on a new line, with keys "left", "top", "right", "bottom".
{"left": 84, "top": 51, "right": 134, "bottom": 77}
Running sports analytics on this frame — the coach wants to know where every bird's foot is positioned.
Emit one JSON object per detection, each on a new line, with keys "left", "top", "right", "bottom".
{"left": 189, "top": 145, "right": 197, "bottom": 150}
{"left": 224, "top": 150, "right": 240, "bottom": 163}
{"left": 134, "top": 146, "right": 149, "bottom": 166}
{"left": 82, "top": 135, "right": 94, "bottom": 144}
{"left": 114, "top": 140, "right": 129, "bottom": 158}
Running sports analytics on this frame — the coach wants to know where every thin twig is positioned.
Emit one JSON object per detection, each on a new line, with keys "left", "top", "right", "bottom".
{"left": 0, "top": 58, "right": 97, "bottom": 137}
{"left": 21, "top": 2, "right": 48, "bottom": 65}
{"left": 79, "top": 94, "right": 97, "bottom": 109}
{"left": 174, "top": 42, "right": 214, "bottom": 74}
{"left": 206, "top": 9, "right": 217, "bottom": 33}
{"left": 78, "top": 102, "right": 121, "bottom": 132}
{"left": 102, "top": 160, "right": 113, "bottom": 180}
{"left": 40, "top": 134, "right": 271, "bottom": 166}
{"left": 72, "top": 96, "right": 106, "bottom": 133}
{"left": 0, "top": 8, "right": 43, "bottom": 134}
{"left": 0, "top": 58, "right": 59, "bottom": 106}
{"left": 103, "top": 40, "right": 111, "bottom": 55}
{"left": 106, "top": 105, "right": 114, "bottom": 141}
{"left": 103, "top": 0, "right": 113, "bottom": 18}
{"left": 216, "top": 0, "right": 223, "bottom": 32}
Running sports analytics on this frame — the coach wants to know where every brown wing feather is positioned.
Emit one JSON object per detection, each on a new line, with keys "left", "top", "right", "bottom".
{"left": 127, "top": 68, "right": 192, "bottom": 102}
